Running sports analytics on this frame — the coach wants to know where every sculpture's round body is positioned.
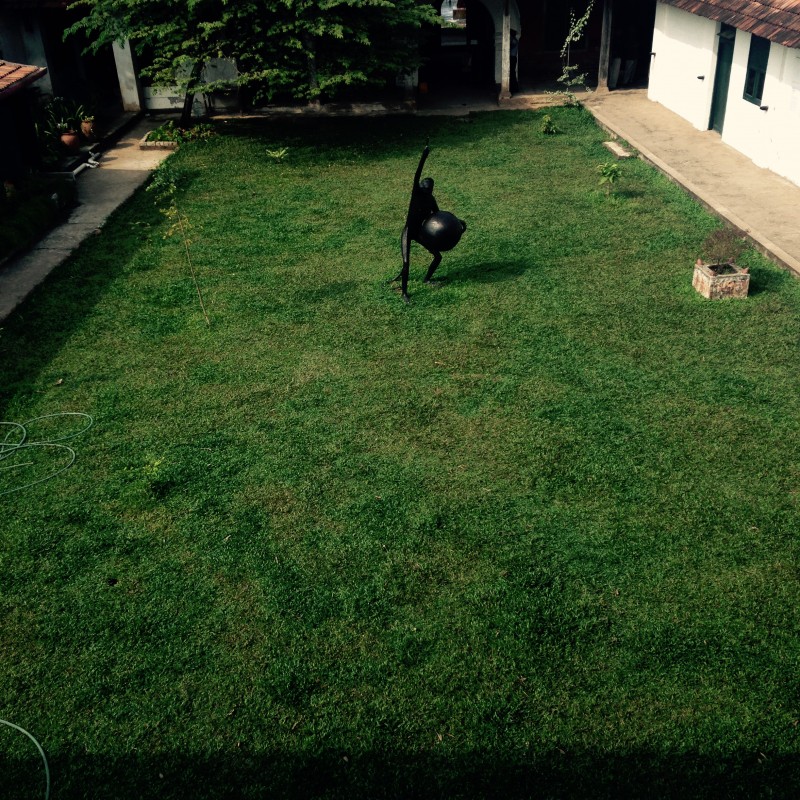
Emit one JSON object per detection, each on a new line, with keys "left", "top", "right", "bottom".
{"left": 418, "top": 211, "right": 467, "bottom": 252}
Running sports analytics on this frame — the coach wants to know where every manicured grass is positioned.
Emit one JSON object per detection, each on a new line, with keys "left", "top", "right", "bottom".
{"left": 2, "top": 107, "right": 800, "bottom": 799}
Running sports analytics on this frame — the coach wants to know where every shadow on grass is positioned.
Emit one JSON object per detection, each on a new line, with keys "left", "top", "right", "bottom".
{"left": 0, "top": 197, "right": 161, "bottom": 420}
{"left": 444, "top": 259, "right": 532, "bottom": 285}
{"left": 220, "top": 109, "right": 556, "bottom": 165}
{"left": 747, "top": 263, "right": 795, "bottom": 297}
{"left": 3, "top": 747, "right": 798, "bottom": 799}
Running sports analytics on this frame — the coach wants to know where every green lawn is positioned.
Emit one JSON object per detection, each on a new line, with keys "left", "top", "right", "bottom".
{"left": 2, "top": 107, "right": 800, "bottom": 799}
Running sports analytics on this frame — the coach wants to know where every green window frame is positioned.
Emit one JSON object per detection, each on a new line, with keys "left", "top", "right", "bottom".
{"left": 743, "top": 35, "right": 770, "bottom": 105}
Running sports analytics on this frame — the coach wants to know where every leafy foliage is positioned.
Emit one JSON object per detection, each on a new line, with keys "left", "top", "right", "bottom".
{"left": 597, "top": 160, "right": 622, "bottom": 196}
{"left": 146, "top": 120, "right": 216, "bottom": 143}
{"left": 67, "top": 0, "right": 438, "bottom": 120}
{"left": 539, "top": 113, "right": 559, "bottom": 135}
{"left": 550, "top": 0, "right": 596, "bottom": 106}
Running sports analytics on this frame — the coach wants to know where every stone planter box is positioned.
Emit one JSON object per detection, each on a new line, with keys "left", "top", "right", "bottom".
{"left": 139, "top": 135, "right": 179, "bottom": 150}
{"left": 692, "top": 261, "right": 750, "bottom": 300}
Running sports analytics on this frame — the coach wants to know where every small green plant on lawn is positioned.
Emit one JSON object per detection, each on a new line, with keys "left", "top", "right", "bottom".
{"left": 266, "top": 146, "right": 289, "bottom": 162}
{"left": 147, "top": 161, "right": 210, "bottom": 326}
{"left": 597, "top": 160, "right": 622, "bottom": 196}
{"left": 539, "top": 114, "right": 559, "bottom": 135}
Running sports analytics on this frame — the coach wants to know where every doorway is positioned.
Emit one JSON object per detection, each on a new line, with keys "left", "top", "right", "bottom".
{"left": 710, "top": 23, "right": 736, "bottom": 133}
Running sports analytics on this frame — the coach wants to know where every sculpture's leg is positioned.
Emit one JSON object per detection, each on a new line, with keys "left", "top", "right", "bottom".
{"left": 399, "top": 226, "right": 411, "bottom": 302}
{"left": 423, "top": 250, "right": 443, "bottom": 284}
{"left": 389, "top": 227, "right": 410, "bottom": 283}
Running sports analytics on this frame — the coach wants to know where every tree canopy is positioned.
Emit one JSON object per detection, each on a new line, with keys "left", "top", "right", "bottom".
{"left": 68, "top": 0, "right": 439, "bottom": 121}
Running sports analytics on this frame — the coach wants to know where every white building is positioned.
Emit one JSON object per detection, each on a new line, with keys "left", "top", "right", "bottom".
{"left": 648, "top": 0, "right": 800, "bottom": 188}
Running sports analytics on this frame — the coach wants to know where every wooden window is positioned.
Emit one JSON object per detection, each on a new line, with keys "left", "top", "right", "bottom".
{"left": 743, "top": 35, "right": 770, "bottom": 105}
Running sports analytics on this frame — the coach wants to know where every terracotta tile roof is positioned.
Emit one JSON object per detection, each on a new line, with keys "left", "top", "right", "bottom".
{"left": 0, "top": 60, "right": 47, "bottom": 100}
{"left": 661, "top": 0, "right": 800, "bottom": 48}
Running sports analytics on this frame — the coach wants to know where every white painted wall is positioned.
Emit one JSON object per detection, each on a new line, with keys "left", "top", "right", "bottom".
{"left": 142, "top": 59, "right": 237, "bottom": 115}
{"left": 649, "top": 1, "right": 800, "bottom": 189}
{"left": 717, "top": 30, "right": 772, "bottom": 168}
{"left": 722, "top": 36, "right": 800, "bottom": 187}
{"left": 648, "top": 3, "right": 717, "bottom": 130}
{"left": 771, "top": 49, "right": 800, "bottom": 186}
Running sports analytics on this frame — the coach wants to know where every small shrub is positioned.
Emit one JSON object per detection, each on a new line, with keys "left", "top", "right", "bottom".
{"left": 266, "top": 147, "right": 289, "bottom": 162}
{"left": 539, "top": 115, "right": 559, "bottom": 135}
{"left": 700, "top": 228, "right": 747, "bottom": 265}
{"left": 549, "top": 1, "right": 595, "bottom": 107}
{"left": 597, "top": 161, "right": 622, "bottom": 197}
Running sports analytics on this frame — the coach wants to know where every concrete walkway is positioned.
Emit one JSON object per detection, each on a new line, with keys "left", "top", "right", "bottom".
{"left": 584, "top": 88, "right": 800, "bottom": 277}
{"left": 2, "top": 89, "right": 798, "bottom": 323}
{"left": 0, "top": 118, "right": 171, "bottom": 322}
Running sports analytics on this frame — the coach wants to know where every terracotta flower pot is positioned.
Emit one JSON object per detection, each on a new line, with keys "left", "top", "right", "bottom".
{"left": 59, "top": 131, "right": 81, "bottom": 153}
{"left": 80, "top": 120, "right": 94, "bottom": 139}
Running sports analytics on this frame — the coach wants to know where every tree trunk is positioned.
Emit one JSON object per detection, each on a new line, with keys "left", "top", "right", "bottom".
{"left": 180, "top": 60, "right": 204, "bottom": 127}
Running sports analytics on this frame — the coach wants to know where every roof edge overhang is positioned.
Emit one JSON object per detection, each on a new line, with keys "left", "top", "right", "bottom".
{"left": 660, "top": 0, "right": 800, "bottom": 49}
{"left": 0, "top": 61, "right": 48, "bottom": 101}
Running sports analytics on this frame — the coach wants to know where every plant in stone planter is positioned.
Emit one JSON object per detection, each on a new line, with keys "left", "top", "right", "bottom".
{"left": 692, "top": 228, "right": 750, "bottom": 299}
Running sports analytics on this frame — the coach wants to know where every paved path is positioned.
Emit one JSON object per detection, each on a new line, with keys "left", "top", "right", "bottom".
{"left": 2, "top": 90, "right": 798, "bottom": 323}
{"left": 584, "top": 88, "right": 800, "bottom": 277}
{"left": 0, "top": 119, "right": 171, "bottom": 322}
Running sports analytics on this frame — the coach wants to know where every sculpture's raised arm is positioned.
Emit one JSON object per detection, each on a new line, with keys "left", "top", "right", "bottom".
{"left": 412, "top": 146, "right": 430, "bottom": 192}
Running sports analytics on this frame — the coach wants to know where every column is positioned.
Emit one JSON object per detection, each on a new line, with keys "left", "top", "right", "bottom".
{"left": 112, "top": 39, "right": 144, "bottom": 112}
{"left": 499, "top": 0, "right": 511, "bottom": 100}
{"left": 597, "top": 0, "right": 614, "bottom": 92}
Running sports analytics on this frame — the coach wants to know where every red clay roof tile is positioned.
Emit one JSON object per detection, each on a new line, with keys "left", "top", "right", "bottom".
{"left": 0, "top": 60, "right": 47, "bottom": 100}
{"left": 661, "top": 0, "right": 800, "bottom": 48}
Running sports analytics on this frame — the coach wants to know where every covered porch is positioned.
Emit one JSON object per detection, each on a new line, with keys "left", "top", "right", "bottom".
{"left": 419, "top": 0, "right": 657, "bottom": 102}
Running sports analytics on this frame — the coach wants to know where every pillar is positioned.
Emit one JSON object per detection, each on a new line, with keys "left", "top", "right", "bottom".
{"left": 597, "top": 0, "right": 613, "bottom": 91}
{"left": 112, "top": 39, "right": 144, "bottom": 112}
{"left": 499, "top": 0, "right": 511, "bottom": 100}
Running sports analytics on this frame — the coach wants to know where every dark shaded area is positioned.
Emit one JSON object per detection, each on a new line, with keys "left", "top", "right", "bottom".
{"left": 444, "top": 259, "right": 532, "bottom": 285}
{"left": 3, "top": 747, "right": 799, "bottom": 799}
{"left": 746, "top": 262, "right": 795, "bottom": 296}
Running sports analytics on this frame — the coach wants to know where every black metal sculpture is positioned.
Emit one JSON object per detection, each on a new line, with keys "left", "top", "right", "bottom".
{"left": 391, "top": 145, "right": 466, "bottom": 302}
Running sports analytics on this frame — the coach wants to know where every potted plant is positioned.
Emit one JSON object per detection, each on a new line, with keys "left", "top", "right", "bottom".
{"left": 56, "top": 121, "right": 81, "bottom": 153}
{"left": 80, "top": 114, "right": 95, "bottom": 139}
{"left": 47, "top": 97, "right": 83, "bottom": 154}
{"left": 692, "top": 228, "right": 750, "bottom": 299}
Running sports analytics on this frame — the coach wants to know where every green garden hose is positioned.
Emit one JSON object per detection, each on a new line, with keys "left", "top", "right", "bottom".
{"left": 0, "top": 413, "right": 93, "bottom": 496}
{"left": 0, "top": 718, "right": 51, "bottom": 800}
